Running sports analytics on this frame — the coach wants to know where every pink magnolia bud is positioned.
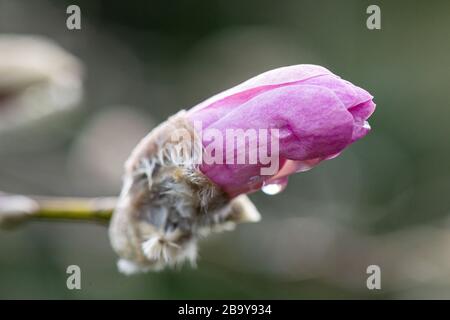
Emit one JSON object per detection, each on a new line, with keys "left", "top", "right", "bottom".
{"left": 110, "top": 64, "right": 375, "bottom": 273}
{"left": 187, "top": 64, "right": 375, "bottom": 197}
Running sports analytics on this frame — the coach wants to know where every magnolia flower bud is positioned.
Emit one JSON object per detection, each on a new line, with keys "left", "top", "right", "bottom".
{"left": 109, "top": 65, "right": 375, "bottom": 273}
{"left": 187, "top": 64, "right": 376, "bottom": 196}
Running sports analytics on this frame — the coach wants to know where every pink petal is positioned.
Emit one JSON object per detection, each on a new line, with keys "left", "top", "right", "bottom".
{"left": 198, "top": 85, "right": 355, "bottom": 196}
{"left": 187, "top": 65, "right": 332, "bottom": 128}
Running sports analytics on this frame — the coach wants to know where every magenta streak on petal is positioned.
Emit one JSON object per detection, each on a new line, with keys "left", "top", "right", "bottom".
{"left": 187, "top": 77, "right": 330, "bottom": 129}
{"left": 187, "top": 65, "right": 333, "bottom": 126}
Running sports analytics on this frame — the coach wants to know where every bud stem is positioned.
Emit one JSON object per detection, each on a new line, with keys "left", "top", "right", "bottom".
{"left": 0, "top": 191, "right": 116, "bottom": 228}
{"left": 33, "top": 196, "right": 116, "bottom": 222}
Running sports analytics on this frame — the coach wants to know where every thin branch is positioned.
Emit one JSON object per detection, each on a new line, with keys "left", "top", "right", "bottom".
{"left": 0, "top": 191, "right": 116, "bottom": 229}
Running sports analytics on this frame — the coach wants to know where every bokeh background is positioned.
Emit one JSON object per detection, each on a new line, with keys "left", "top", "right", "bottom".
{"left": 1, "top": 0, "right": 450, "bottom": 299}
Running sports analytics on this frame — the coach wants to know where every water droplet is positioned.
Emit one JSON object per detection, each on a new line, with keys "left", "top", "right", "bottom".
{"left": 262, "top": 182, "right": 285, "bottom": 195}
{"left": 363, "top": 121, "right": 371, "bottom": 130}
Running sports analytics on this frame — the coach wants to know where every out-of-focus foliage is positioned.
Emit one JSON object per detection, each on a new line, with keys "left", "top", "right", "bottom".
{"left": 1, "top": 0, "right": 450, "bottom": 298}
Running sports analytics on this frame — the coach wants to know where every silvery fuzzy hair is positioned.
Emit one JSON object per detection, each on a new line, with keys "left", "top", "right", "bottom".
{"left": 109, "top": 110, "right": 261, "bottom": 274}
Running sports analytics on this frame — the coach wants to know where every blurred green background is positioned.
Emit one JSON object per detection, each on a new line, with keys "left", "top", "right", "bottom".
{"left": 1, "top": 0, "right": 450, "bottom": 299}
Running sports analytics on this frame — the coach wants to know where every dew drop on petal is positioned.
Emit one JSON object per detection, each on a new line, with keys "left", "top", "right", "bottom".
{"left": 262, "top": 179, "right": 288, "bottom": 195}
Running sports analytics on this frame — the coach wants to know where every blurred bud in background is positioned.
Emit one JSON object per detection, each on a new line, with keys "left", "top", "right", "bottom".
{"left": 0, "top": 34, "right": 84, "bottom": 152}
